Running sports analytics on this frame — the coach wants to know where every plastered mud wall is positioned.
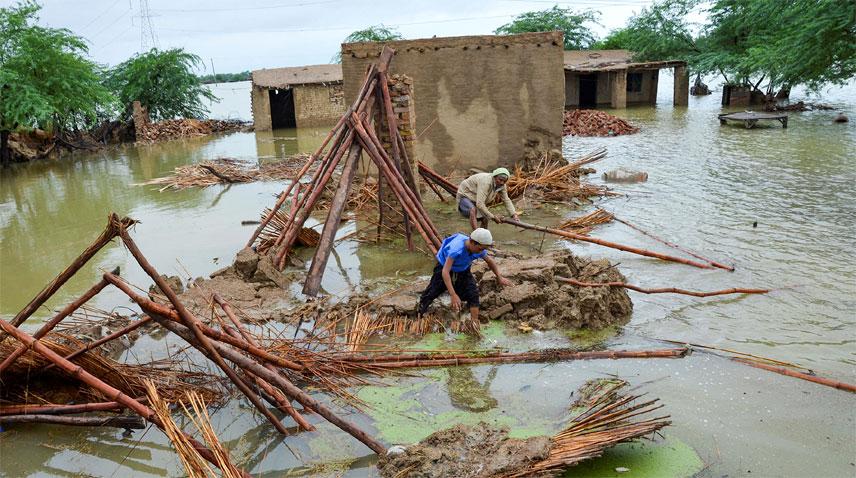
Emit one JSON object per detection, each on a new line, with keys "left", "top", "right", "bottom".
{"left": 341, "top": 32, "right": 565, "bottom": 173}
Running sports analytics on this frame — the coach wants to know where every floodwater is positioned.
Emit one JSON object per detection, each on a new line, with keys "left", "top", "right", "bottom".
{"left": 0, "top": 77, "right": 854, "bottom": 477}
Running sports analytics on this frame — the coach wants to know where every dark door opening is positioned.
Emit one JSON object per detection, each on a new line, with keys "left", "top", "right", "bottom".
{"left": 269, "top": 88, "right": 296, "bottom": 129}
{"left": 578, "top": 74, "right": 598, "bottom": 108}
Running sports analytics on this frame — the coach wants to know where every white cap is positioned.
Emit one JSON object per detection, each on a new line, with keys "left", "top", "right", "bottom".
{"left": 470, "top": 228, "right": 493, "bottom": 246}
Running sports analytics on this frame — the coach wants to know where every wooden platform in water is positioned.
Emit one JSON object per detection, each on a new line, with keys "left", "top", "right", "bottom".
{"left": 719, "top": 111, "right": 788, "bottom": 129}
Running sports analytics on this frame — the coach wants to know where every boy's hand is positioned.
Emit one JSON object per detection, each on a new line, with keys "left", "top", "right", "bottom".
{"left": 498, "top": 277, "right": 512, "bottom": 287}
{"left": 450, "top": 294, "right": 462, "bottom": 311}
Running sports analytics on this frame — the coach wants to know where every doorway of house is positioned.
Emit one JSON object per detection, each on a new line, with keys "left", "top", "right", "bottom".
{"left": 269, "top": 88, "right": 296, "bottom": 128}
{"left": 579, "top": 74, "right": 598, "bottom": 108}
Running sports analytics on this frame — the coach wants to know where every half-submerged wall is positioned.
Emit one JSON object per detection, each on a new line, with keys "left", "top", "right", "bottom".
{"left": 341, "top": 32, "right": 565, "bottom": 173}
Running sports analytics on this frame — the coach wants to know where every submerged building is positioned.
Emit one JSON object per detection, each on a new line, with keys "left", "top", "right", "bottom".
{"left": 251, "top": 64, "right": 346, "bottom": 131}
{"left": 563, "top": 50, "right": 688, "bottom": 108}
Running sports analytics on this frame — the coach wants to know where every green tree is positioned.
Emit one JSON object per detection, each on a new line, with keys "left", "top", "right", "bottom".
{"left": 494, "top": 6, "right": 599, "bottom": 50}
{"left": 591, "top": 27, "right": 634, "bottom": 50}
{"left": 332, "top": 24, "right": 403, "bottom": 63}
{"left": 104, "top": 48, "right": 217, "bottom": 122}
{"left": 0, "top": 1, "right": 114, "bottom": 163}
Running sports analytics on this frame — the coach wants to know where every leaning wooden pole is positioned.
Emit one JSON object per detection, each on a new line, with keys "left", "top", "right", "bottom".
{"left": 8, "top": 216, "right": 132, "bottom": 329}
{"left": 304, "top": 142, "right": 363, "bottom": 297}
{"left": 504, "top": 218, "right": 714, "bottom": 269}
{"left": 558, "top": 277, "right": 769, "bottom": 297}
{"left": 114, "top": 222, "right": 291, "bottom": 435}
{"left": 0, "top": 276, "right": 111, "bottom": 374}
{"left": 212, "top": 293, "right": 315, "bottom": 431}
{"left": 0, "top": 318, "right": 252, "bottom": 478}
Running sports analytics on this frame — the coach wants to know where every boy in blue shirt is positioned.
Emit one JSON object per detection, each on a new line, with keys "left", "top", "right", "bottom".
{"left": 418, "top": 228, "right": 512, "bottom": 322}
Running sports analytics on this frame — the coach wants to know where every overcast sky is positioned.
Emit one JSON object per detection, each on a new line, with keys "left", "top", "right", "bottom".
{"left": 19, "top": 0, "right": 658, "bottom": 73}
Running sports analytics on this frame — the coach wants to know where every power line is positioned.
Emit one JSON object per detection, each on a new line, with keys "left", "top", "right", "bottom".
{"left": 154, "top": 0, "right": 343, "bottom": 13}
{"left": 158, "top": 13, "right": 519, "bottom": 35}
{"left": 88, "top": 7, "right": 132, "bottom": 41}
{"left": 80, "top": 0, "right": 124, "bottom": 32}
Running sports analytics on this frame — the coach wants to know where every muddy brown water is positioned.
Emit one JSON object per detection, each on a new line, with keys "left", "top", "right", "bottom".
{"left": 0, "top": 78, "right": 854, "bottom": 477}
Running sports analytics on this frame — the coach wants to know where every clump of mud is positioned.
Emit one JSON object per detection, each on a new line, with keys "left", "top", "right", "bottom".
{"left": 473, "top": 249, "right": 632, "bottom": 330}
{"left": 378, "top": 423, "right": 551, "bottom": 478}
{"left": 175, "top": 248, "right": 302, "bottom": 322}
{"left": 370, "top": 249, "right": 632, "bottom": 331}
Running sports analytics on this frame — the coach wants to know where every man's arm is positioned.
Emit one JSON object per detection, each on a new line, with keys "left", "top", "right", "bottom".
{"left": 500, "top": 187, "right": 518, "bottom": 219}
{"left": 442, "top": 257, "right": 462, "bottom": 311}
{"left": 484, "top": 256, "right": 511, "bottom": 287}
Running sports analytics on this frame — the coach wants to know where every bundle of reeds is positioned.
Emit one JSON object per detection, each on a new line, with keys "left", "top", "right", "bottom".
{"left": 498, "top": 380, "right": 670, "bottom": 477}
{"left": 556, "top": 209, "right": 614, "bottom": 235}
{"left": 146, "top": 383, "right": 244, "bottom": 478}
{"left": 505, "top": 149, "right": 611, "bottom": 202}
{"left": 344, "top": 311, "right": 482, "bottom": 351}
{"left": 138, "top": 155, "right": 312, "bottom": 191}
{"left": 255, "top": 207, "right": 321, "bottom": 255}
{"left": 0, "top": 334, "right": 222, "bottom": 405}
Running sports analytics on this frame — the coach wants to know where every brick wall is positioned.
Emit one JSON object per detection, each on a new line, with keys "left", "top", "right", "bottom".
{"left": 376, "top": 74, "right": 417, "bottom": 233}
{"left": 294, "top": 83, "right": 346, "bottom": 127}
{"left": 341, "top": 32, "right": 564, "bottom": 174}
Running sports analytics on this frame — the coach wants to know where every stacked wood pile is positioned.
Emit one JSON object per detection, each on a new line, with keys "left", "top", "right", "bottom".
{"left": 563, "top": 109, "right": 639, "bottom": 137}
{"left": 136, "top": 119, "right": 248, "bottom": 143}
{"left": 246, "top": 46, "right": 441, "bottom": 297}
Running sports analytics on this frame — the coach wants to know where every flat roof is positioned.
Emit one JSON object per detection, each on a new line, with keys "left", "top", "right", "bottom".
{"left": 251, "top": 64, "right": 342, "bottom": 89}
{"left": 563, "top": 50, "right": 685, "bottom": 72}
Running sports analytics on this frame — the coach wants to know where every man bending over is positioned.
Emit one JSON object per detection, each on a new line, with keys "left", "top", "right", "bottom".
{"left": 418, "top": 228, "right": 511, "bottom": 323}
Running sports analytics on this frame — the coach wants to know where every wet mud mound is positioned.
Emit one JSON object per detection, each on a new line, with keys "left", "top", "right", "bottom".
{"left": 378, "top": 423, "right": 551, "bottom": 478}
{"left": 370, "top": 249, "right": 632, "bottom": 331}
{"left": 474, "top": 249, "right": 632, "bottom": 330}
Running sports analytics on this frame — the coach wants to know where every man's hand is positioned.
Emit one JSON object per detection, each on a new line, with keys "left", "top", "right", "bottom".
{"left": 511, "top": 213, "right": 519, "bottom": 221}
{"left": 450, "top": 294, "right": 462, "bottom": 312}
{"left": 498, "top": 276, "right": 512, "bottom": 287}
{"left": 493, "top": 215, "right": 504, "bottom": 224}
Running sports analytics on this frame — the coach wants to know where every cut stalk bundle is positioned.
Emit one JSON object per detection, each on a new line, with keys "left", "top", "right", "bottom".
{"left": 505, "top": 148, "right": 611, "bottom": 202}
{"left": 498, "top": 380, "right": 669, "bottom": 477}
{"left": 345, "top": 311, "right": 480, "bottom": 352}
{"left": 557, "top": 209, "right": 615, "bottom": 235}
{"left": 138, "top": 155, "right": 312, "bottom": 191}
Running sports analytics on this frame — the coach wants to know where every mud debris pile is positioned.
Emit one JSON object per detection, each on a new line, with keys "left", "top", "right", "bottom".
{"left": 378, "top": 423, "right": 551, "bottom": 478}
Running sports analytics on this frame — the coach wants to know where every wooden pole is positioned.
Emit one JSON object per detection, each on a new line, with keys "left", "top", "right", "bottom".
{"left": 114, "top": 227, "right": 291, "bottom": 435}
{"left": 417, "top": 161, "right": 458, "bottom": 196}
{"left": 0, "top": 401, "right": 126, "bottom": 416}
{"left": 0, "top": 414, "right": 146, "bottom": 429}
{"left": 103, "top": 274, "right": 304, "bottom": 372}
{"left": 558, "top": 277, "right": 769, "bottom": 297}
{"left": 353, "top": 124, "right": 439, "bottom": 253}
{"left": 141, "top": 309, "right": 388, "bottom": 455}
{"left": 0, "top": 276, "right": 111, "bottom": 374}
{"left": 0, "top": 318, "right": 250, "bottom": 478}
{"left": 504, "top": 218, "right": 714, "bottom": 269}
{"left": 612, "top": 214, "right": 735, "bottom": 271}
{"left": 8, "top": 215, "right": 132, "bottom": 329}
{"left": 304, "top": 142, "right": 362, "bottom": 297}
{"left": 274, "top": 130, "right": 356, "bottom": 269}
{"left": 212, "top": 293, "right": 315, "bottom": 431}
{"left": 733, "top": 358, "right": 856, "bottom": 394}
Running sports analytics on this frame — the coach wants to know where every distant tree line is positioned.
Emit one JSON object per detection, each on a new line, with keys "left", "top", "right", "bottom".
{"left": 198, "top": 71, "right": 251, "bottom": 84}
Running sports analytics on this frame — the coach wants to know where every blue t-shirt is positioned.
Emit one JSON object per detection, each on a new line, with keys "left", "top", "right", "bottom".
{"left": 436, "top": 233, "right": 487, "bottom": 272}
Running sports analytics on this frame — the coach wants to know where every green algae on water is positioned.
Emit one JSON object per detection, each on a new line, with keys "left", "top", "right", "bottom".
{"left": 567, "top": 436, "right": 704, "bottom": 477}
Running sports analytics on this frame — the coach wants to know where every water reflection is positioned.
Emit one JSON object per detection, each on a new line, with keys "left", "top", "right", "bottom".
{"left": 446, "top": 365, "right": 499, "bottom": 412}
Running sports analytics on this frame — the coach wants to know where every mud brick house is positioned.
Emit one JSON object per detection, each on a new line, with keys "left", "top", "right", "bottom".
{"left": 341, "top": 32, "right": 565, "bottom": 172}
{"left": 251, "top": 64, "right": 346, "bottom": 131}
{"left": 563, "top": 50, "right": 688, "bottom": 109}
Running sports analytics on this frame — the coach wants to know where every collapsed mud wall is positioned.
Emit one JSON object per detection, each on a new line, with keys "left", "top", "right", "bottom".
{"left": 341, "top": 32, "right": 565, "bottom": 173}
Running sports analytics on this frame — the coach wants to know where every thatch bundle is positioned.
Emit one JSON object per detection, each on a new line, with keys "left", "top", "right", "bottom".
{"left": 138, "top": 155, "right": 311, "bottom": 191}
{"left": 504, "top": 148, "right": 611, "bottom": 202}
{"left": 0, "top": 334, "right": 222, "bottom": 405}
{"left": 556, "top": 209, "right": 615, "bottom": 235}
